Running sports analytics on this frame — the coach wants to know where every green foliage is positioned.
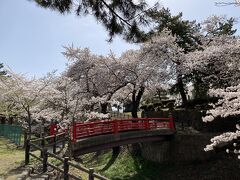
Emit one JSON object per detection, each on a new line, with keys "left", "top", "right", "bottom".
{"left": 0, "top": 63, "right": 7, "bottom": 76}
{"left": 32, "top": 0, "right": 150, "bottom": 42}
{"left": 217, "top": 17, "right": 237, "bottom": 36}
{"left": 144, "top": 8, "right": 202, "bottom": 106}
{"left": 204, "top": 16, "right": 237, "bottom": 37}
{"left": 191, "top": 73, "right": 209, "bottom": 100}
{"left": 81, "top": 149, "right": 157, "bottom": 179}
{"left": 146, "top": 7, "right": 202, "bottom": 52}
{"left": 80, "top": 147, "right": 240, "bottom": 180}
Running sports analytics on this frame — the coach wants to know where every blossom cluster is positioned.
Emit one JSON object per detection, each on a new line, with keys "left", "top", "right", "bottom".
{"left": 204, "top": 126, "right": 240, "bottom": 152}
{"left": 84, "top": 112, "right": 110, "bottom": 121}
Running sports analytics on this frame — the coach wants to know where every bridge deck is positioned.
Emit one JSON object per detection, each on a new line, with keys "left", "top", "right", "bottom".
{"left": 72, "top": 128, "right": 175, "bottom": 156}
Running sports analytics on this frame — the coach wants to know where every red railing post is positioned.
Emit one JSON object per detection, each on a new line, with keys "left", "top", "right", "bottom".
{"left": 50, "top": 121, "right": 57, "bottom": 136}
{"left": 72, "top": 122, "right": 77, "bottom": 143}
{"left": 144, "top": 119, "right": 150, "bottom": 130}
{"left": 90, "top": 123, "right": 94, "bottom": 135}
{"left": 113, "top": 120, "right": 119, "bottom": 134}
{"left": 169, "top": 113, "right": 175, "bottom": 130}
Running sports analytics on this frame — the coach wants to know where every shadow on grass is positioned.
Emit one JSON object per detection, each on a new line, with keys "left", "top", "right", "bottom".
{"left": 0, "top": 137, "right": 20, "bottom": 151}
{"left": 112, "top": 155, "right": 173, "bottom": 180}
{"left": 111, "top": 154, "right": 240, "bottom": 180}
{"left": 100, "top": 146, "right": 121, "bottom": 171}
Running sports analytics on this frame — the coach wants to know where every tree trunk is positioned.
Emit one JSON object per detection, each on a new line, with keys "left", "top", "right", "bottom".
{"left": 177, "top": 75, "right": 187, "bottom": 106}
{"left": 193, "top": 75, "right": 209, "bottom": 100}
{"left": 100, "top": 103, "right": 108, "bottom": 114}
{"left": 131, "top": 86, "right": 145, "bottom": 118}
{"left": 131, "top": 102, "right": 138, "bottom": 118}
{"left": 0, "top": 116, "right": 6, "bottom": 124}
{"left": 27, "top": 109, "right": 31, "bottom": 138}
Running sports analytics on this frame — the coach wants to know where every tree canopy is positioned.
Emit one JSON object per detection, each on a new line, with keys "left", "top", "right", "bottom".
{"left": 31, "top": 0, "right": 154, "bottom": 42}
{"left": 146, "top": 7, "right": 202, "bottom": 52}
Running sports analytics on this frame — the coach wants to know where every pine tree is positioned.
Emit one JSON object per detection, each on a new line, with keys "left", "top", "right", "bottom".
{"left": 0, "top": 63, "right": 6, "bottom": 76}
{"left": 31, "top": 0, "right": 152, "bottom": 42}
{"left": 145, "top": 8, "right": 202, "bottom": 106}
{"left": 146, "top": 8, "right": 201, "bottom": 52}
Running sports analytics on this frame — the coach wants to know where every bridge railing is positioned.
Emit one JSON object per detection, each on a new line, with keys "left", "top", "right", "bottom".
{"left": 71, "top": 117, "right": 174, "bottom": 142}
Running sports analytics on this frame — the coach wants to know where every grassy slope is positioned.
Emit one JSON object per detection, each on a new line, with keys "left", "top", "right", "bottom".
{"left": 81, "top": 148, "right": 166, "bottom": 179}
{"left": 0, "top": 137, "right": 24, "bottom": 178}
{"left": 1, "top": 137, "right": 239, "bottom": 180}
{"left": 81, "top": 147, "right": 240, "bottom": 180}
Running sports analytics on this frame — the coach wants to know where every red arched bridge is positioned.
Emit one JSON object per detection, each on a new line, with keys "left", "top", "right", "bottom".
{"left": 50, "top": 117, "right": 175, "bottom": 156}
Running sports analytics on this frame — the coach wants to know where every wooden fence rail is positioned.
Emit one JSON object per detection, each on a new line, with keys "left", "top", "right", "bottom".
{"left": 25, "top": 134, "right": 108, "bottom": 180}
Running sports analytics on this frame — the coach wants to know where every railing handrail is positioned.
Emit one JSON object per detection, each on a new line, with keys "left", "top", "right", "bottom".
{"left": 31, "top": 132, "right": 66, "bottom": 142}
{"left": 71, "top": 117, "right": 175, "bottom": 142}
{"left": 74, "top": 117, "right": 171, "bottom": 126}
{"left": 75, "top": 118, "right": 171, "bottom": 126}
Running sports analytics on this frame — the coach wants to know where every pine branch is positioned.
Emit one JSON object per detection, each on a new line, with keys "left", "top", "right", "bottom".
{"left": 100, "top": 0, "right": 132, "bottom": 27}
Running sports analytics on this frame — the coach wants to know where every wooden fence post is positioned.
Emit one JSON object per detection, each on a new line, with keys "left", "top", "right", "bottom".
{"left": 88, "top": 168, "right": 94, "bottom": 180}
{"left": 25, "top": 138, "right": 30, "bottom": 165}
{"left": 53, "top": 134, "right": 56, "bottom": 154}
{"left": 42, "top": 148, "right": 48, "bottom": 173}
{"left": 41, "top": 136, "right": 45, "bottom": 158}
{"left": 23, "top": 131, "right": 27, "bottom": 148}
{"left": 62, "top": 133, "right": 66, "bottom": 148}
{"left": 63, "top": 157, "right": 69, "bottom": 180}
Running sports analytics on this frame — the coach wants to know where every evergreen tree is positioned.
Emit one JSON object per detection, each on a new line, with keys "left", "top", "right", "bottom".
{"left": 31, "top": 0, "right": 152, "bottom": 42}
{"left": 202, "top": 15, "right": 237, "bottom": 37}
{"left": 146, "top": 8, "right": 202, "bottom": 52}
{"left": 145, "top": 8, "right": 202, "bottom": 106}
{"left": 145, "top": 9, "right": 237, "bottom": 106}
{"left": 0, "top": 63, "right": 7, "bottom": 76}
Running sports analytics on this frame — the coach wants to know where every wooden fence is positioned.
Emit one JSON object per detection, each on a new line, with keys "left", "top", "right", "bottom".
{"left": 25, "top": 133, "right": 108, "bottom": 180}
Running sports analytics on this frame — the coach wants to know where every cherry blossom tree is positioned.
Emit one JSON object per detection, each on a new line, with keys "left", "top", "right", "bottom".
{"left": 41, "top": 76, "right": 82, "bottom": 120}
{"left": 183, "top": 35, "right": 240, "bottom": 89}
{"left": 62, "top": 30, "right": 180, "bottom": 117}
{"left": 0, "top": 70, "right": 54, "bottom": 134}
{"left": 110, "top": 30, "right": 182, "bottom": 117}
{"left": 203, "top": 85, "right": 240, "bottom": 158}
{"left": 63, "top": 46, "right": 128, "bottom": 114}
{"left": 183, "top": 34, "right": 240, "bottom": 158}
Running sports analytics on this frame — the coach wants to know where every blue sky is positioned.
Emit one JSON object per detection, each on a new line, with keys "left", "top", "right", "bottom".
{"left": 0, "top": 0, "right": 239, "bottom": 77}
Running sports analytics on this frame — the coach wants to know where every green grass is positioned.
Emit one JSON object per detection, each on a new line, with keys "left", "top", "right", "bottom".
{"left": 0, "top": 137, "right": 52, "bottom": 179}
{"left": 79, "top": 146, "right": 240, "bottom": 180}
{"left": 0, "top": 137, "right": 25, "bottom": 177}
{"left": 80, "top": 148, "right": 161, "bottom": 180}
{"left": 1, "top": 137, "right": 239, "bottom": 180}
